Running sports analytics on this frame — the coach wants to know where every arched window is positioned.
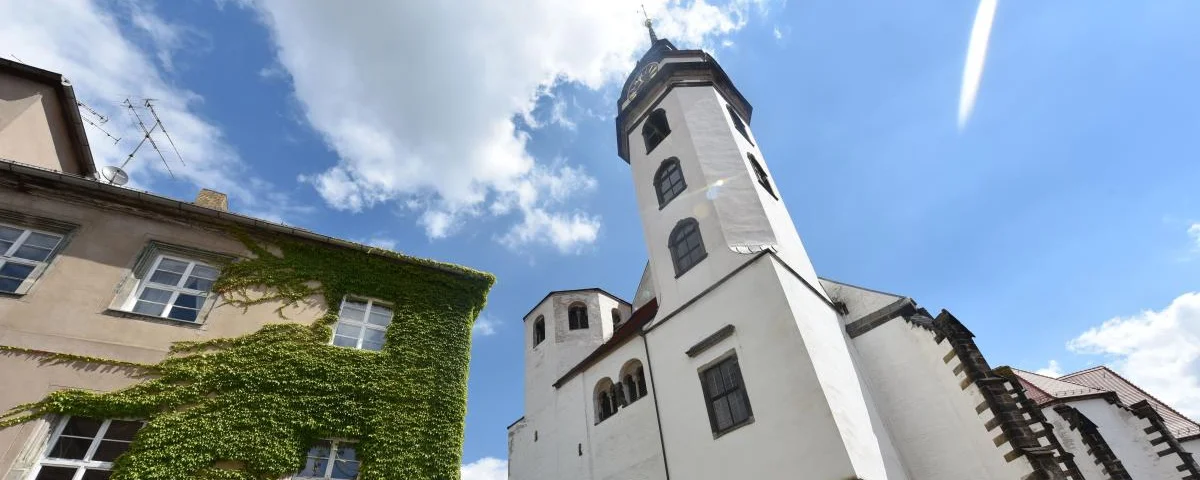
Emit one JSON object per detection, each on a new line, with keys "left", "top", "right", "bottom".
{"left": 642, "top": 109, "right": 671, "bottom": 153}
{"left": 532, "top": 315, "right": 546, "bottom": 346}
{"left": 595, "top": 378, "right": 616, "bottom": 423}
{"left": 611, "top": 308, "right": 622, "bottom": 327}
{"left": 727, "top": 104, "right": 753, "bottom": 145}
{"left": 747, "top": 154, "right": 775, "bottom": 198}
{"left": 669, "top": 218, "right": 707, "bottom": 276}
{"left": 620, "top": 359, "right": 647, "bottom": 404}
{"left": 654, "top": 157, "right": 687, "bottom": 208}
{"left": 568, "top": 303, "right": 589, "bottom": 330}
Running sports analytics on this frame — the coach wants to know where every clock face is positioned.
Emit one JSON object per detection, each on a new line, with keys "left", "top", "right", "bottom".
{"left": 625, "top": 62, "right": 661, "bottom": 102}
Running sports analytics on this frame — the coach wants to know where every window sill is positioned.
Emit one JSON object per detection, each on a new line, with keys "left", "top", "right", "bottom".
{"left": 0, "top": 290, "right": 26, "bottom": 300}
{"left": 712, "top": 416, "right": 754, "bottom": 440}
{"left": 101, "top": 309, "right": 206, "bottom": 329}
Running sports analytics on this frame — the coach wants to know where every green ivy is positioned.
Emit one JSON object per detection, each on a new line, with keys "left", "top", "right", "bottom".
{"left": 0, "top": 234, "right": 494, "bottom": 480}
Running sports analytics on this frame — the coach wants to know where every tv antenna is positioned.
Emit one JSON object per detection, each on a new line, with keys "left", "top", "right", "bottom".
{"left": 76, "top": 98, "right": 120, "bottom": 145}
{"left": 119, "top": 98, "right": 186, "bottom": 178}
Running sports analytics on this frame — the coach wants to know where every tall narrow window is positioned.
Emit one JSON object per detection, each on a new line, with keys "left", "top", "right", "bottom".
{"left": 654, "top": 157, "right": 687, "bottom": 208}
{"left": 0, "top": 223, "right": 63, "bottom": 294}
{"left": 747, "top": 154, "right": 776, "bottom": 199}
{"left": 332, "top": 298, "right": 392, "bottom": 351}
{"left": 568, "top": 303, "right": 589, "bottom": 330}
{"left": 669, "top": 218, "right": 707, "bottom": 276}
{"left": 30, "top": 416, "right": 142, "bottom": 479}
{"left": 636, "top": 366, "right": 648, "bottom": 398}
{"left": 532, "top": 315, "right": 546, "bottom": 346}
{"left": 595, "top": 379, "right": 616, "bottom": 423}
{"left": 727, "top": 104, "right": 753, "bottom": 145}
{"left": 127, "top": 255, "right": 219, "bottom": 322}
{"left": 611, "top": 308, "right": 622, "bottom": 327}
{"left": 699, "top": 355, "right": 754, "bottom": 435}
{"left": 642, "top": 109, "right": 671, "bottom": 153}
{"left": 294, "top": 440, "right": 360, "bottom": 479}
{"left": 623, "top": 374, "right": 639, "bottom": 403}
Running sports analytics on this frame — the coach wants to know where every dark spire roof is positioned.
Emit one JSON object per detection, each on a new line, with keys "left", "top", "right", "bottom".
{"left": 641, "top": 5, "right": 658, "bottom": 43}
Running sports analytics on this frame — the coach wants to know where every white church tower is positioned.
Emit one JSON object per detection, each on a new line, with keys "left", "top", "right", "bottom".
{"left": 613, "top": 23, "right": 899, "bottom": 480}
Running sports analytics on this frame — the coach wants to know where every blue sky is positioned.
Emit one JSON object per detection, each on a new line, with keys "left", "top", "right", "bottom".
{"left": 5, "top": 1, "right": 1200, "bottom": 477}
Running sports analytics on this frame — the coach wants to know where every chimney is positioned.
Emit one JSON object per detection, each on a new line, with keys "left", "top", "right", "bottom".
{"left": 194, "top": 189, "right": 229, "bottom": 211}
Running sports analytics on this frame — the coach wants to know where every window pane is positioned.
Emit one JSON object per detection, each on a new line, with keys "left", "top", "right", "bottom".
{"left": 297, "top": 457, "right": 329, "bottom": 477}
{"left": 189, "top": 264, "right": 219, "bottom": 280}
{"left": 48, "top": 436, "right": 92, "bottom": 460}
{"left": 705, "top": 368, "right": 726, "bottom": 397}
{"left": 1, "top": 261, "right": 35, "bottom": 280}
{"left": 366, "top": 307, "right": 392, "bottom": 326}
{"left": 12, "top": 245, "right": 52, "bottom": 262}
{"left": 363, "top": 328, "right": 386, "bottom": 345}
{"left": 712, "top": 397, "right": 733, "bottom": 432}
{"left": 0, "top": 276, "right": 21, "bottom": 293}
{"left": 91, "top": 440, "right": 132, "bottom": 462}
{"left": 333, "top": 335, "right": 358, "bottom": 348}
{"left": 728, "top": 389, "right": 750, "bottom": 424}
{"left": 167, "top": 307, "right": 199, "bottom": 322}
{"left": 0, "top": 226, "right": 21, "bottom": 242}
{"left": 183, "top": 276, "right": 214, "bottom": 292}
{"left": 23, "top": 232, "right": 61, "bottom": 249}
{"left": 138, "top": 287, "right": 173, "bottom": 304}
{"left": 331, "top": 444, "right": 360, "bottom": 478}
{"left": 133, "top": 301, "right": 166, "bottom": 317}
{"left": 721, "top": 360, "right": 741, "bottom": 390}
{"left": 148, "top": 270, "right": 183, "bottom": 286}
{"left": 81, "top": 471, "right": 113, "bottom": 480}
{"left": 361, "top": 339, "right": 385, "bottom": 352}
{"left": 173, "top": 293, "right": 204, "bottom": 309}
{"left": 335, "top": 323, "right": 361, "bottom": 338}
{"left": 103, "top": 420, "right": 142, "bottom": 441}
{"left": 34, "top": 466, "right": 78, "bottom": 480}
{"left": 339, "top": 302, "right": 366, "bottom": 322}
{"left": 0, "top": 239, "right": 12, "bottom": 254}
{"left": 156, "top": 258, "right": 189, "bottom": 273}
{"left": 61, "top": 417, "right": 103, "bottom": 438}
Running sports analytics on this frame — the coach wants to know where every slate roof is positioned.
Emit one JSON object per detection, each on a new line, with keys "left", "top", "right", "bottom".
{"left": 1060, "top": 366, "right": 1200, "bottom": 441}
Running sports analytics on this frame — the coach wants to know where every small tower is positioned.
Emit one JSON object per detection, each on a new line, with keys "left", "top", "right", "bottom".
{"left": 616, "top": 23, "right": 898, "bottom": 480}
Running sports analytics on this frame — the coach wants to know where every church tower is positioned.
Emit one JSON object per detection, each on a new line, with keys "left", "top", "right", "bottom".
{"left": 617, "top": 23, "right": 904, "bottom": 480}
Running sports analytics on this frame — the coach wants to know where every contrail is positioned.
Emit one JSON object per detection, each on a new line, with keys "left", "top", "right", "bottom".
{"left": 958, "top": 0, "right": 998, "bottom": 130}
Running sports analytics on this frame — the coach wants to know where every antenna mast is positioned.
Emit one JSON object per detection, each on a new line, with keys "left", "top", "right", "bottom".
{"left": 121, "top": 98, "right": 175, "bottom": 178}
{"left": 76, "top": 99, "right": 120, "bottom": 144}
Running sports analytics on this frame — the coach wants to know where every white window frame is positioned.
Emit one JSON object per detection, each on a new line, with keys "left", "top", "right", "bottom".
{"left": 26, "top": 416, "right": 141, "bottom": 480}
{"left": 0, "top": 222, "right": 65, "bottom": 295}
{"left": 120, "top": 254, "right": 219, "bottom": 322}
{"left": 331, "top": 297, "right": 392, "bottom": 351}
{"left": 290, "top": 439, "right": 360, "bottom": 480}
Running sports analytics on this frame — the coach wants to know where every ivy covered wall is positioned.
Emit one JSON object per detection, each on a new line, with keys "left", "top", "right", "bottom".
{"left": 0, "top": 234, "right": 494, "bottom": 480}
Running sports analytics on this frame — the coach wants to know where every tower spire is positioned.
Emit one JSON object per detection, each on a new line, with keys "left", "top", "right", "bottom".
{"left": 641, "top": 5, "right": 658, "bottom": 43}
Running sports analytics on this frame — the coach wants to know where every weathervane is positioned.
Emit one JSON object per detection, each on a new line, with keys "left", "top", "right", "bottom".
{"left": 641, "top": 4, "right": 658, "bottom": 43}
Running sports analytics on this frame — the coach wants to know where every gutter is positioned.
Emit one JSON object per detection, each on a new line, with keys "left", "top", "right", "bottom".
{"left": 0, "top": 159, "right": 491, "bottom": 282}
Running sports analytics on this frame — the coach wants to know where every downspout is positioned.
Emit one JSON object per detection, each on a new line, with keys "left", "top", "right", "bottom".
{"left": 642, "top": 333, "right": 671, "bottom": 479}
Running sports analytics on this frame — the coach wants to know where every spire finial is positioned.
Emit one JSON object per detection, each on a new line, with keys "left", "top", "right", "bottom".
{"left": 641, "top": 5, "right": 658, "bottom": 43}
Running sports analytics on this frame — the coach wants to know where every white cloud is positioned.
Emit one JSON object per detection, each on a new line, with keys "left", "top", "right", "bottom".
{"left": 1189, "top": 222, "right": 1200, "bottom": 249}
{"left": 1034, "top": 360, "right": 1062, "bottom": 378}
{"left": 0, "top": 0, "right": 306, "bottom": 223}
{"left": 461, "top": 457, "right": 506, "bottom": 480}
{"left": 246, "top": 0, "right": 772, "bottom": 252}
{"left": 472, "top": 315, "right": 499, "bottom": 337}
{"left": 1067, "top": 292, "right": 1200, "bottom": 417}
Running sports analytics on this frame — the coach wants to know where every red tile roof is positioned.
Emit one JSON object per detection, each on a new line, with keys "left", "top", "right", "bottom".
{"left": 1009, "top": 368, "right": 1109, "bottom": 405}
{"left": 1061, "top": 366, "right": 1200, "bottom": 441}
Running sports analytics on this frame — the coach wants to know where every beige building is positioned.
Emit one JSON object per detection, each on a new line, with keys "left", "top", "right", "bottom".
{"left": 0, "top": 58, "right": 492, "bottom": 480}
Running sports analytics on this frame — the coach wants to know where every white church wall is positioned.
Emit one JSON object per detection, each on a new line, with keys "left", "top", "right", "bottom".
{"left": 1183, "top": 438, "right": 1200, "bottom": 455}
{"left": 549, "top": 291, "right": 616, "bottom": 379}
{"left": 578, "top": 339, "right": 666, "bottom": 480}
{"left": 553, "top": 377, "right": 593, "bottom": 480}
{"left": 644, "top": 257, "right": 860, "bottom": 480}
{"left": 851, "top": 318, "right": 1035, "bottom": 480}
{"left": 1040, "top": 407, "right": 1109, "bottom": 479}
{"left": 1071, "top": 398, "right": 1184, "bottom": 479}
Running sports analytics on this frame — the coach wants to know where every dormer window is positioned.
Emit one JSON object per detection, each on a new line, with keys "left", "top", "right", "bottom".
{"left": 642, "top": 109, "right": 671, "bottom": 153}
{"left": 568, "top": 303, "right": 589, "bottom": 330}
{"left": 727, "top": 104, "right": 753, "bottom": 145}
{"left": 533, "top": 315, "right": 546, "bottom": 346}
{"left": 654, "top": 157, "right": 687, "bottom": 208}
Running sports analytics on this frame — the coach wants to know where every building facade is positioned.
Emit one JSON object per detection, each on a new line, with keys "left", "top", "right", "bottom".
{"left": 507, "top": 32, "right": 1199, "bottom": 480}
{"left": 0, "top": 58, "right": 493, "bottom": 480}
